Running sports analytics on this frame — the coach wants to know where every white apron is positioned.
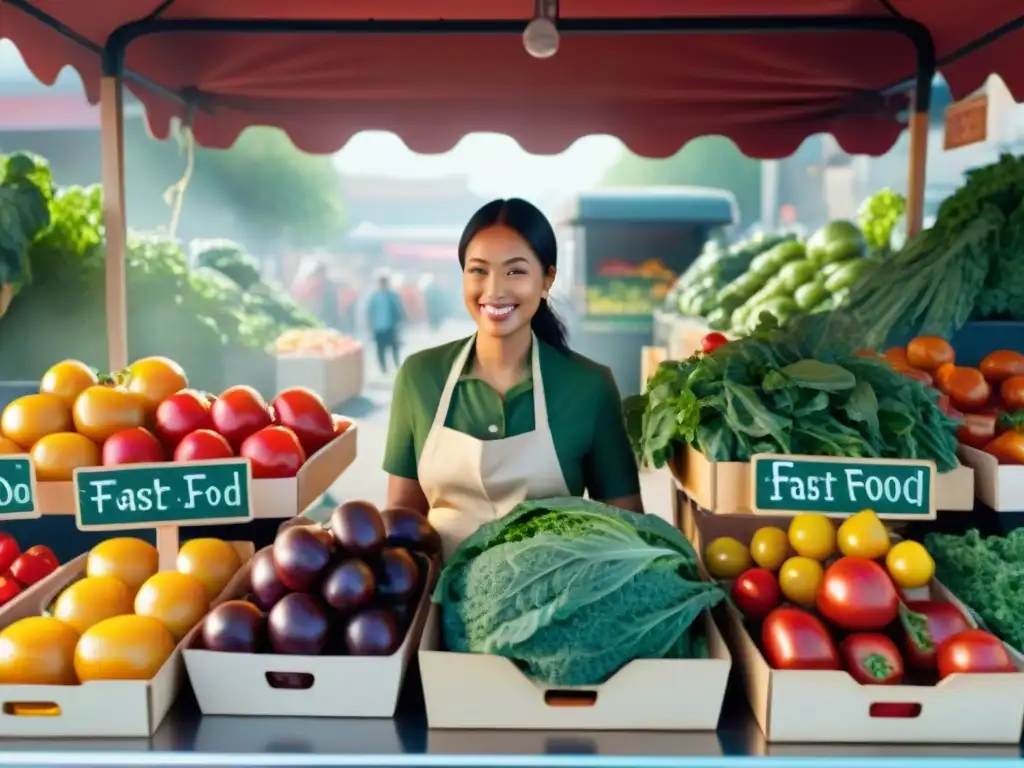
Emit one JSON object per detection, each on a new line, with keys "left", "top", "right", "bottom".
{"left": 418, "top": 334, "right": 570, "bottom": 561}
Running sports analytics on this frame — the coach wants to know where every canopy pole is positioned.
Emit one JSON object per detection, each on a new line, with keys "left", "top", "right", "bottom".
{"left": 905, "top": 107, "right": 929, "bottom": 238}
{"left": 99, "top": 76, "right": 129, "bottom": 373}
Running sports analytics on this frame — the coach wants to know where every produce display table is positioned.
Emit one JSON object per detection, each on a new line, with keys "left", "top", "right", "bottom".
{"left": 1, "top": 680, "right": 1021, "bottom": 766}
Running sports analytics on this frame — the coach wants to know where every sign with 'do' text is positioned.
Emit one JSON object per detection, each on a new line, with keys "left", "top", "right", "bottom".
{"left": 73, "top": 459, "right": 253, "bottom": 531}
{"left": 751, "top": 454, "right": 936, "bottom": 520}
{"left": 0, "top": 456, "right": 39, "bottom": 521}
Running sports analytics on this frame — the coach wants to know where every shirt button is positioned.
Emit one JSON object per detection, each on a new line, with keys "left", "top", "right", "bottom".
{"left": 488, "top": 424, "right": 499, "bottom": 434}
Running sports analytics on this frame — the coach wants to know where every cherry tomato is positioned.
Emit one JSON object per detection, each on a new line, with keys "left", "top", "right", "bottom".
{"left": 906, "top": 336, "right": 955, "bottom": 373}
{"left": 154, "top": 390, "right": 214, "bottom": 449}
{"left": 10, "top": 550, "right": 58, "bottom": 586}
{"left": 211, "top": 386, "right": 273, "bottom": 449}
{"left": 761, "top": 607, "right": 840, "bottom": 671}
{"left": 240, "top": 426, "right": 307, "bottom": 479}
{"left": 0, "top": 533, "right": 20, "bottom": 574}
{"left": 701, "top": 332, "right": 729, "bottom": 354}
{"left": 957, "top": 413, "right": 997, "bottom": 449}
{"left": 174, "top": 429, "right": 234, "bottom": 462}
{"left": 840, "top": 633, "right": 904, "bottom": 685}
{"left": 816, "top": 556, "right": 899, "bottom": 631}
{"left": 102, "top": 427, "right": 165, "bottom": 466}
{"left": 937, "top": 629, "right": 1016, "bottom": 678}
{"left": 898, "top": 600, "right": 970, "bottom": 670}
{"left": 25, "top": 545, "right": 57, "bottom": 567}
{"left": 944, "top": 367, "right": 992, "bottom": 412}
{"left": 980, "top": 351, "right": 1024, "bottom": 384}
{"left": 272, "top": 387, "right": 335, "bottom": 456}
{"left": 983, "top": 431, "right": 1024, "bottom": 465}
{"left": 0, "top": 574, "right": 21, "bottom": 607}
{"left": 730, "top": 568, "right": 781, "bottom": 621}
{"left": 1000, "top": 376, "right": 1024, "bottom": 412}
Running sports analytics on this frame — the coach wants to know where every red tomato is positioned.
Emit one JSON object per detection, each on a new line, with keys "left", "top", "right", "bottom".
{"left": 174, "top": 429, "right": 234, "bottom": 462}
{"left": 937, "top": 629, "right": 1017, "bottom": 678}
{"left": 211, "top": 386, "right": 273, "bottom": 449}
{"left": 10, "top": 550, "right": 58, "bottom": 586}
{"left": 761, "top": 607, "right": 840, "bottom": 671}
{"left": 24, "top": 545, "right": 57, "bottom": 567}
{"left": 154, "top": 390, "right": 214, "bottom": 448}
{"left": 731, "top": 568, "right": 781, "bottom": 621}
{"left": 102, "top": 427, "right": 165, "bottom": 466}
{"left": 816, "top": 557, "right": 899, "bottom": 631}
{"left": 0, "top": 532, "right": 19, "bottom": 574}
{"left": 840, "top": 633, "right": 904, "bottom": 685}
{"left": 272, "top": 387, "right": 335, "bottom": 456}
{"left": 898, "top": 600, "right": 970, "bottom": 670}
{"left": 0, "top": 574, "right": 20, "bottom": 607}
{"left": 957, "top": 413, "right": 997, "bottom": 450}
{"left": 701, "top": 332, "right": 729, "bottom": 354}
{"left": 240, "top": 426, "right": 307, "bottom": 479}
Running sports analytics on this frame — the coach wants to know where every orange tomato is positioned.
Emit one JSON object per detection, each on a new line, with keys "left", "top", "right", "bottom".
{"left": 72, "top": 386, "right": 146, "bottom": 443}
{"left": 906, "top": 336, "right": 955, "bottom": 372}
{"left": 984, "top": 431, "right": 1024, "bottom": 465}
{"left": 0, "top": 393, "right": 72, "bottom": 449}
{"left": 86, "top": 538, "right": 159, "bottom": 597}
{"left": 74, "top": 615, "right": 176, "bottom": 682}
{"left": 40, "top": 360, "right": 99, "bottom": 408}
{"left": 134, "top": 571, "right": 209, "bottom": 641}
{"left": 176, "top": 538, "right": 242, "bottom": 601}
{"left": 1001, "top": 376, "right": 1024, "bottom": 412}
{"left": 53, "top": 576, "right": 134, "bottom": 635}
{"left": 124, "top": 357, "right": 188, "bottom": 415}
{"left": 883, "top": 347, "right": 909, "bottom": 368}
{"left": 0, "top": 616, "right": 80, "bottom": 685}
{"left": 30, "top": 432, "right": 100, "bottom": 481}
{"left": 934, "top": 362, "right": 956, "bottom": 393}
{"left": 979, "top": 351, "right": 1024, "bottom": 384}
{"left": 0, "top": 437, "right": 22, "bottom": 455}
{"left": 944, "top": 367, "right": 991, "bottom": 412}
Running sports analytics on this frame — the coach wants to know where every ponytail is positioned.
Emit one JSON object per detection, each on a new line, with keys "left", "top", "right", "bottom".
{"left": 531, "top": 297, "right": 569, "bottom": 353}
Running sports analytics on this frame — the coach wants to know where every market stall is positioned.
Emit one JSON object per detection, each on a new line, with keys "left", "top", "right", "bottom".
{"left": 2, "top": 0, "right": 1024, "bottom": 763}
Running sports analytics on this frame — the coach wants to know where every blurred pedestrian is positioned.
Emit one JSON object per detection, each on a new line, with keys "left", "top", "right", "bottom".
{"left": 367, "top": 272, "right": 405, "bottom": 373}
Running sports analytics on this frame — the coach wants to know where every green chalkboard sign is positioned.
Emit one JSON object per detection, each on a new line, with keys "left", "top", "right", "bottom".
{"left": 750, "top": 454, "right": 936, "bottom": 520}
{"left": 0, "top": 455, "right": 39, "bottom": 521}
{"left": 74, "top": 459, "right": 253, "bottom": 531}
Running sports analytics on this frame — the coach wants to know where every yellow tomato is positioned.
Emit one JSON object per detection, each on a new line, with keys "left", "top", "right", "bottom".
{"left": 703, "top": 537, "right": 752, "bottom": 579}
{"left": 72, "top": 386, "right": 146, "bottom": 443}
{"left": 885, "top": 541, "right": 935, "bottom": 589}
{"left": 837, "top": 509, "right": 890, "bottom": 559}
{"left": 30, "top": 432, "right": 101, "bottom": 481}
{"left": 40, "top": 360, "right": 99, "bottom": 408}
{"left": 53, "top": 576, "right": 134, "bottom": 635}
{"left": 86, "top": 537, "right": 159, "bottom": 597}
{"left": 0, "top": 437, "right": 22, "bottom": 455}
{"left": 787, "top": 513, "right": 836, "bottom": 560}
{"left": 778, "top": 556, "right": 824, "bottom": 607}
{"left": 0, "top": 616, "right": 79, "bottom": 685}
{"left": 134, "top": 571, "right": 209, "bottom": 641}
{"left": 749, "top": 526, "right": 789, "bottom": 571}
{"left": 125, "top": 357, "right": 188, "bottom": 415}
{"left": 74, "top": 615, "right": 176, "bottom": 682}
{"left": 177, "top": 538, "right": 242, "bottom": 601}
{"left": 0, "top": 393, "right": 72, "bottom": 450}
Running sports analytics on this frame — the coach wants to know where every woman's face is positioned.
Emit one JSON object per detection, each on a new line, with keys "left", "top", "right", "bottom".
{"left": 463, "top": 225, "right": 555, "bottom": 340}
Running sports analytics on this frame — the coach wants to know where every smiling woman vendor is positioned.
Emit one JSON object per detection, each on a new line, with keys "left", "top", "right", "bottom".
{"left": 384, "top": 198, "right": 643, "bottom": 560}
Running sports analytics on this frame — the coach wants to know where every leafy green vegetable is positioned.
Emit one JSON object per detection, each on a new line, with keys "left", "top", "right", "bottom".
{"left": 857, "top": 188, "right": 906, "bottom": 257}
{"left": 0, "top": 152, "right": 52, "bottom": 288}
{"left": 434, "top": 497, "right": 723, "bottom": 686}
{"left": 626, "top": 317, "right": 959, "bottom": 471}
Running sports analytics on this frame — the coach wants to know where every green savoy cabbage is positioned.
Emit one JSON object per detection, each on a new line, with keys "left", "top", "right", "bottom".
{"left": 433, "top": 497, "right": 724, "bottom": 686}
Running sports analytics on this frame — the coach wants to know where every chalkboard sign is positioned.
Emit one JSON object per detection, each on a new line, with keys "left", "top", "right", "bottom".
{"left": 751, "top": 454, "right": 936, "bottom": 520}
{"left": 74, "top": 459, "right": 253, "bottom": 531}
{"left": 0, "top": 455, "right": 39, "bottom": 521}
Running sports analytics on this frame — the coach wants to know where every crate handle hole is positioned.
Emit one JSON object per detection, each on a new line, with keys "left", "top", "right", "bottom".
{"left": 3, "top": 702, "right": 62, "bottom": 717}
{"left": 544, "top": 690, "right": 597, "bottom": 707}
{"left": 265, "top": 671, "right": 315, "bottom": 690}
{"left": 869, "top": 702, "right": 921, "bottom": 718}
{"left": 546, "top": 738, "right": 597, "bottom": 753}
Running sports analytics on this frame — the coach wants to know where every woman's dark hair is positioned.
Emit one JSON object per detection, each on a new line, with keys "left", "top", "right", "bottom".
{"left": 457, "top": 198, "right": 569, "bottom": 353}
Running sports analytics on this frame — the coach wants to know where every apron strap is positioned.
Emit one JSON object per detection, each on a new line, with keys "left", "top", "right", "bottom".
{"left": 430, "top": 335, "right": 476, "bottom": 435}
{"left": 530, "top": 333, "right": 549, "bottom": 427}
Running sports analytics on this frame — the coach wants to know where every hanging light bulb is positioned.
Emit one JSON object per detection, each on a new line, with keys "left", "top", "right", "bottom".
{"left": 523, "top": 0, "right": 560, "bottom": 59}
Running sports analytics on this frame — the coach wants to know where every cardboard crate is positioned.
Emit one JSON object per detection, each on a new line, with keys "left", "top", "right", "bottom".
{"left": 691, "top": 511, "right": 1024, "bottom": 744}
{"left": 419, "top": 605, "right": 730, "bottom": 731}
{"left": 184, "top": 555, "right": 434, "bottom": 718}
{"left": 0, "top": 542, "right": 253, "bottom": 738}
{"left": 276, "top": 346, "right": 364, "bottom": 409}
{"left": 957, "top": 444, "right": 1024, "bottom": 512}
{"left": 671, "top": 444, "right": 974, "bottom": 516}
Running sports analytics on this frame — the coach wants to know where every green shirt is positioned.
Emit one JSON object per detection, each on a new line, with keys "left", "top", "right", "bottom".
{"left": 383, "top": 336, "right": 640, "bottom": 500}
